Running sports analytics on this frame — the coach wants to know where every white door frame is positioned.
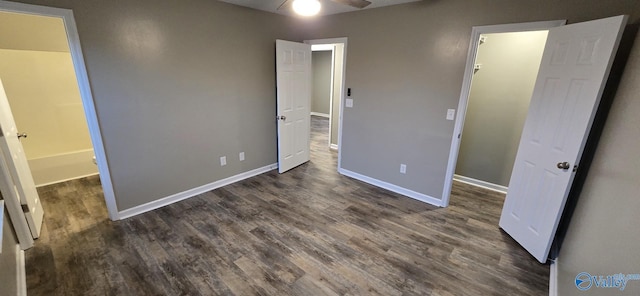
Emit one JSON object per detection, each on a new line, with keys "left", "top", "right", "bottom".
{"left": 304, "top": 38, "right": 348, "bottom": 168}
{"left": 0, "top": 1, "right": 119, "bottom": 220}
{"left": 441, "top": 20, "right": 566, "bottom": 207}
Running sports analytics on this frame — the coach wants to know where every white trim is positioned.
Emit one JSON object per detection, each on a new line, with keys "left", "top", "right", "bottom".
{"left": 304, "top": 38, "right": 348, "bottom": 46}
{"left": 311, "top": 44, "right": 333, "bottom": 51}
{"left": 339, "top": 168, "right": 444, "bottom": 207}
{"left": 16, "top": 246, "right": 26, "bottom": 296}
{"left": 440, "top": 20, "right": 566, "bottom": 207}
{"left": 329, "top": 144, "right": 338, "bottom": 150}
{"left": 310, "top": 112, "right": 330, "bottom": 118}
{"left": 304, "top": 38, "right": 347, "bottom": 172}
{"left": 549, "top": 258, "right": 558, "bottom": 296}
{"left": 328, "top": 46, "right": 336, "bottom": 148}
{"left": 0, "top": 201, "right": 3, "bottom": 253}
{"left": 0, "top": 1, "right": 119, "bottom": 221}
{"left": 453, "top": 174, "right": 507, "bottom": 194}
{"left": 118, "top": 163, "right": 277, "bottom": 219}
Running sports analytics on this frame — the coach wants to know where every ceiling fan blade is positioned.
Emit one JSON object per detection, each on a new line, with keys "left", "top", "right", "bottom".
{"left": 331, "top": 0, "right": 372, "bottom": 9}
{"left": 277, "top": 0, "right": 291, "bottom": 10}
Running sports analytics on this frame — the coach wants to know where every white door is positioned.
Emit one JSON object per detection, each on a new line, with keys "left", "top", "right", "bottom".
{"left": 0, "top": 148, "right": 34, "bottom": 249}
{"left": 276, "top": 40, "right": 312, "bottom": 173}
{"left": 0, "top": 79, "right": 44, "bottom": 239}
{"left": 499, "top": 15, "right": 627, "bottom": 263}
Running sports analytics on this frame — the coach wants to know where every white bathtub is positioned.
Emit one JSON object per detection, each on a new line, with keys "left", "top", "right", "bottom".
{"left": 28, "top": 148, "right": 98, "bottom": 187}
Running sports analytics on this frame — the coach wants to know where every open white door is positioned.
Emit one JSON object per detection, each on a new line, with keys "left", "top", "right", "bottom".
{"left": 499, "top": 15, "right": 627, "bottom": 263}
{"left": 276, "top": 40, "right": 312, "bottom": 173}
{"left": 0, "top": 79, "right": 44, "bottom": 239}
{"left": 0, "top": 148, "right": 34, "bottom": 249}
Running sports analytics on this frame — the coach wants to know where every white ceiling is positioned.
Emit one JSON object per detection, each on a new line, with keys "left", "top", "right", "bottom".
{"left": 219, "top": 0, "right": 422, "bottom": 17}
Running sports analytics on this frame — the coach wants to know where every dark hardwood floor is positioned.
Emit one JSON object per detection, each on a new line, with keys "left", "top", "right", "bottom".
{"left": 26, "top": 116, "right": 549, "bottom": 295}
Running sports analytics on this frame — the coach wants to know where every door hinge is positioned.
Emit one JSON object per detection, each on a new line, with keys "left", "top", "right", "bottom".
{"left": 573, "top": 165, "right": 578, "bottom": 172}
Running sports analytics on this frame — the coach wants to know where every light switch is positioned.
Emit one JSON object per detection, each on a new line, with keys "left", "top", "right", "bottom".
{"left": 446, "top": 109, "right": 456, "bottom": 120}
{"left": 346, "top": 99, "right": 354, "bottom": 108}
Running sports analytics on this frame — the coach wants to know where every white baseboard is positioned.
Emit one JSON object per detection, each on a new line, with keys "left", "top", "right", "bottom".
{"left": 310, "top": 112, "right": 330, "bottom": 118}
{"left": 329, "top": 144, "right": 338, "bottom": 150}
{"left": 453, "top": 174, "right": 508, "bottom": 194}
{"left": 17, "top": 246, "right": 26, "bottom": 296}
{"left": 549, "top": 258, "right": 558, "bottom": 296}
{"left": 118, "top": 163, "right": 278, "bottom": 219}
{"left": 338, "top": 168, "right": 444, "bottom": 207}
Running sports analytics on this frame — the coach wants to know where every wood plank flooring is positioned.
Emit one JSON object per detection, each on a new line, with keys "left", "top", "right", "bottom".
{"left": 26, "top": 116, "right": 549, "bottom": 295}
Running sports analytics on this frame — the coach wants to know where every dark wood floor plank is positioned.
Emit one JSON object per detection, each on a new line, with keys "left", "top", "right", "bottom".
{"left": 26, "top": 116, "right": 549, "bottom": 295}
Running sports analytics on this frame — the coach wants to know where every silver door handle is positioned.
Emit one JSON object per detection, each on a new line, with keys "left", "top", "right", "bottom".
{"left": 17, "top": 132, "right": 27, "bottom": 139}
{"left": 277, "top": 116, "right": 286, "bottom": 121}
{"left": 556, "top": 162, "right": 570, "bottom": 170}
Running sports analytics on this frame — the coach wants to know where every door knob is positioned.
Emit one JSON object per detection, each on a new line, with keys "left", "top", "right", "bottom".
{"left": 277, "top": 115, "right": 286, "bottom": 121}
{"left": 556, "top": 162, "right": 570, "bottom": 170}
{"left": 17, "top": 132, "right": 27, "bottom": 139}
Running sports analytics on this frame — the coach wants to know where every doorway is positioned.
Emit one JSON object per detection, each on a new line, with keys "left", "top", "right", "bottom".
{"left": 441, "top": 20, "right": 566, "bottom": 206}
{"left": 0, "top": 11, "right": 97, "bottom": 187}
{"left": 310, "top": 48, "right": 333, "bottom": 148}
{"left": 0, "top": 2, "right": 118, "bottom": 221}
{"left": 305, "top": 38, "right": 347, "bottom": 168}
{"left": 453, "top": 30, "right": 549, "bottom": 193}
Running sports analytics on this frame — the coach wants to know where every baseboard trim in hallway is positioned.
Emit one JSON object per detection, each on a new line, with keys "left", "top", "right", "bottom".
{"left": 118, "top": 163, "right": 278, "bottom": 219}
{"left": 549, "top": 258, "right": 558, "bottom": 296}
{"left": 17, "top": 246, "right": 26, "bottom": 296}
{"left": 339, "top": 168, "right": 444, "bottom": 207}
{"left": 453, "top": 174, "right": 508, "bottom": 194}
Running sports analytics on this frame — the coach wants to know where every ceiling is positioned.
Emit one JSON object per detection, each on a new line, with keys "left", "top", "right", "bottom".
{"left": 218, "top": 0, "right": 422, "bottom": 17}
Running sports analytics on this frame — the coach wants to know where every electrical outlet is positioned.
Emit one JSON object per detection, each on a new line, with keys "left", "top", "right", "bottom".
{"left": 447, "top": 109, "right": 456, "bottom": 120}
{"left": 220, "top": 156, "right": 227, "bottom": 166}
{"left": 239, "top": 152, "right": 245, "bottom": 161}
{"left": 400, "top": 164, "right": 407, "bottom": 174}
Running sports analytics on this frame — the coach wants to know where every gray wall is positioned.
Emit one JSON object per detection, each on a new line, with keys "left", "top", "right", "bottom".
{"left": 557, "top": 29, "right": 640, "bottom": 296}
{"left": 300, "top": 0, "right": 640, "bottom": 200}
{"left": 5, "top": 2, "right": 640, "bottom": 294}
{"left": 11, "top": 0, "right": 299, "bottom": 210}
{"left": 455, "top": 31, "right": 547, "bottom": 187}
{"left": 0, "top": 206, "right": 20, "bottom": 296}
{"left": 311, "top": 50, "right": 332, "bottom": 115}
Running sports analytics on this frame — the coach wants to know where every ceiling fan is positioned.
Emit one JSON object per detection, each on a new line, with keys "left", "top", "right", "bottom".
{"left": 278, "top": 0, "right": 372, "bottom": 12}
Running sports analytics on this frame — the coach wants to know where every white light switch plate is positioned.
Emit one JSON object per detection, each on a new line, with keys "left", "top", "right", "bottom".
{"left": 446, "top": 109, "right": 456, "bottom": 120}
{"left": 220, "top": 156, "right": 227, "bottom": 166}
{"left": 346, "top": 99, "right": 354, "bottom": 108}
